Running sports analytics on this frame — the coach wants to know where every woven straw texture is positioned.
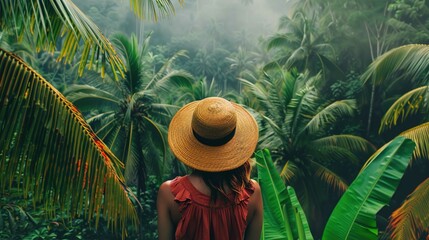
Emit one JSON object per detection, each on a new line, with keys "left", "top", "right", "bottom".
{"left": 168, "top": 97, "right": 258, "bottom": 172}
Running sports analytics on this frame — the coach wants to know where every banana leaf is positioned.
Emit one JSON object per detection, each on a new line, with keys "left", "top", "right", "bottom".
{"left": 256, "top": 149, "right": 313, "bottom": 240}
{"left": 0, "top": 48, "right": 138, "bottom": 237}
{"left": 322, "top": 136, "right": 415, "bottom": 240}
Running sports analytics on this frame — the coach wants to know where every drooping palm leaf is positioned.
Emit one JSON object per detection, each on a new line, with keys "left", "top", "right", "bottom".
{"left": 1, "top": 0, "right": 186, "bottom": 79}
{"left": 0, "top": 49, "right": 138, "bottom": 236}
{"left": 130, "top": 0, "right": 184, "bottom": 22}
{"left": 302, "top": 99, "right": 357, "bottom": 135}
{"left": 399, "top": 122, "right": 429, "bottom": 160}
{"left": 280, "top": 160, "right": 298, "bottom": 182}
{"left": 361, "top": 44, "right": 429, "bottom": 86}
{"left": 387, "top": 178, "right": 429, "bottom": 240}
{"left": 322, "top": 136, "right": 415, "bottom": 240}
{"left": 311, "top": 135, "right": 376, "bottom": 154}
{"left": 0, "top": 0, "right": 126, "bottom": 79}
{"left": 311, "top": 160, "right": 349, "bottom": 193}
{"left": 256, "top": 149, "right": 314, "bottom": 240}
{"left": 64, "top": 84, "right": 121, "bottom": 112}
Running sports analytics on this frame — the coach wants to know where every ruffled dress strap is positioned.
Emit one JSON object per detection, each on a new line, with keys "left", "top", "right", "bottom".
{"left": 170, "top": 176, "right": 193, "bottom": 212}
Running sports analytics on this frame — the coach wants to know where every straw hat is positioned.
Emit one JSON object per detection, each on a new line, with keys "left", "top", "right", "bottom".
{"left": 168, "top": 97, "right": 259, "bottom": 172}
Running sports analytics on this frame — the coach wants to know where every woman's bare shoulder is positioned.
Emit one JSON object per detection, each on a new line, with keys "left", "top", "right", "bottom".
{"left": 250, "top": 179, "right": 261, "bottom": 192}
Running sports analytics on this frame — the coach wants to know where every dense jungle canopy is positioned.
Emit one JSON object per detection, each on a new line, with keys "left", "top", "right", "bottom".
{"left": 1, "top": 0, "right": 429, "bottom": 239}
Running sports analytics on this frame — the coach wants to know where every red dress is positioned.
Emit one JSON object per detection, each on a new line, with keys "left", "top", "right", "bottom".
{"left": 170, "top": 176, "right": 255, "bottom": 240}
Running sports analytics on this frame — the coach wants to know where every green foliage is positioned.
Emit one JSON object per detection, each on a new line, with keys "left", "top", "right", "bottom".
{"left": 364, "top": 43, "right": 429, "bottom": 239}
{"left": 0, "top": 0, "right": 126, "bottom": 79}
{"left": 243, "top": 67, "right": 375, "bottom": 236}
{"left": 265, "top": 9, "right": 343, "bottom": 83}
{"left": 139, "top": 176, "right": 161, "bottom": 240}
{"left": 330, "top": 71, "right": 363, "bottom": 99}
{"left": 0, "top": 48, "right": 138, "bottom": 238}
{"left": 0, "top": 189, "right": 129, "bottom": 240}
{"left": 322, "top": 136, "right": 416, "bottom": 240}
{"left": 255, "top": 149, "right": 313, "bottom": 240}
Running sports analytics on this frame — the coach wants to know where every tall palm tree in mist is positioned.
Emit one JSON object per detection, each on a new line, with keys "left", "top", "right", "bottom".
{"left": 265, "top": 10, "right": 340, "bottom": 79}
{"left": 241, "top": 67, "right": 375, "bottom": 236}
{"left": 65, "top": 33, "right": 194, "bottom": 194}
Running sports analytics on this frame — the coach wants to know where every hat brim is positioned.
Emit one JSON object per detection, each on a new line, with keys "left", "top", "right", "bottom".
{"left": 168, "top": 101, "right": 258, "bottom": 172}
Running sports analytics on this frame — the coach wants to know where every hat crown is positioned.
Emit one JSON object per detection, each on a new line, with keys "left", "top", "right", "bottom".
{"left": 192, "top": 97, "right": 237, "bottom": 140}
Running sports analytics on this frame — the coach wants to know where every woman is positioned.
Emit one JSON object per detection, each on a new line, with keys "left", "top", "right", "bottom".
{"left": 157, "top": 97, "right": 263, "bottom": 240}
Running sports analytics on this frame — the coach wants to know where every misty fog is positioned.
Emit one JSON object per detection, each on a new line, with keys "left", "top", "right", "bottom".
{"left": 144, "top": 0, "right": 289, "bottom": 45}
{"left": 74, "top": 0, "right": 291, "bottom": 50}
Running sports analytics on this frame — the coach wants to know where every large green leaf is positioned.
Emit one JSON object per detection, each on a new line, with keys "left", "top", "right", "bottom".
{"left": 256, "top": 149, "right": 313, "bottom": 240}
{"left": 0, "top": 48, "right": 138, "bottom": 237}
{"left": 286, "top": 186, "right": 313, "bottom": 240}
{"left": 322, "top": 136, "right": 416, "bottom": 240}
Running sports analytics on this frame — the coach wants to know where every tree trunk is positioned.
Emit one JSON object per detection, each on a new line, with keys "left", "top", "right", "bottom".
{"left": 366, "top": 78, "right": 376, "bottom": 137}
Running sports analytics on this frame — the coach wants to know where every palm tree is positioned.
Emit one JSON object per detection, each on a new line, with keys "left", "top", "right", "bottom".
{"left": 0, "top": 48, "right": 138, "bottom": 237}
{"left": 241, "top": 67, "right": 375, "bottom": 237}
{"left": 265, "top": 10, "right": 342, "bottom": 80}
{"left": 65, "top": 33, "right": 194, "bottom": 194}
{"left": 361, "top": 44, "right": 429, "bottom": 240}
{"left": 226, "top": 46, "right": 257, "bottom": 91}
{"left": 173, "top": 77, "right": 223, "bottom": 103}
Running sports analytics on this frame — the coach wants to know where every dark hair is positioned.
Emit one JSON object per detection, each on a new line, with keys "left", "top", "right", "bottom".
{"left": 194, "top": 160, "right": 252, "bottom": 203}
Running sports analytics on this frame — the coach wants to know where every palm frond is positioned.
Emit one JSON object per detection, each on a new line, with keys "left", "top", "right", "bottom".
{"left": 399, "top": 122, "right": 429, "bottom": 160}
{"left": 288, "top": 86, "right": 316, "bottom": 138}
{"left": 302, "top": 99, "right": 356, "bottom": 135}
{"left": 130, "top": 0, "right": 184, "bottom": 22}
{"left": 387, "top": 178, "right": 429, "bottom": 240}
{"left": 310, "top": 146, "right": 361, "bottom": 167}
{"left": 111, "top": 33, "right": 144, "bottom": 93}
{"left": 311, "top": 135, "right": 376, "bottom": 153}
{"left": 141, "top": 116, "right": 167, "bottom": 178}
{"left": 239, "top": 78, "right": 272, "bottom": 112}
{"left": 285, "top": 47, "right": 306, "bottom": 69}
{"left": 65, "top": 84, "right": 121, "bottom": 112}
{"left": 146, "top": 50, "right": 189, "bottom": 91}
{"left": 263, "top": 57, "right": 290, "bottom": 72}
{"left": 86, "top": 111, "right": 115, "bottom": 125}
{"left": 379, "top": 86, "right": 428, "bottom": 133}
{"left": 0, "top": 48, "right": 137, "bottom": 236}
{"left": 0, "top": 0, "right": 126, "bottom": 79}
{"left": 280, "top": 160, "right": 298, "bottom": 183}
{"left": 361, "top": 44, "right": 429, "bottom": 86}
{"left": 260, "top": 114, "right": 286, "bottom": 142}
{"left": 153, "top": 70, "right": 195, "bottom": 94}
{"left": 122, "top": 122, "right": 139, "bottom": 184}
{"left": 312, "top": 161, "right": 348, "bottom": 193}
{"left": 267, "top": 33, "right": 298, "bottom": 51}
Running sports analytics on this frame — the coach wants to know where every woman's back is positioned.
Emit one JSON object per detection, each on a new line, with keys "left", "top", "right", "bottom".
{"left": 157, "top": 174, "right": 262, "bottom": 240}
